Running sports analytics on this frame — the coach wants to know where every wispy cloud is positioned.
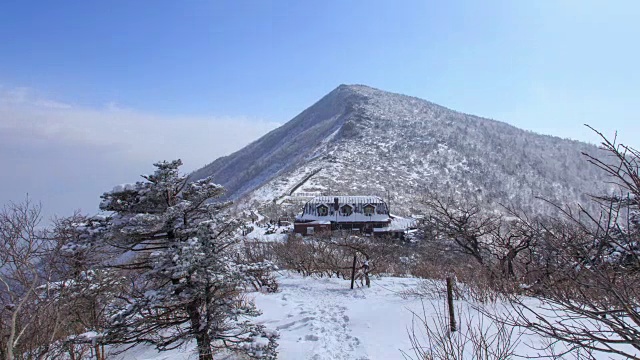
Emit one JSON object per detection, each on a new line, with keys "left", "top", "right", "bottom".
{"left": 0, "top": 87, "right": 279, "bottom": 219}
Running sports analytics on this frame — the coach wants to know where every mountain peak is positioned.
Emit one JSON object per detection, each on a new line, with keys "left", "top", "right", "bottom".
{"left": 333, "top": 83, "right": 386, "bottom": 97}
{"left": 191, "top": 85, "right": 609, "bottom": 216}
{"left": 336, "top": 83, "right": 377, "bottom": 91}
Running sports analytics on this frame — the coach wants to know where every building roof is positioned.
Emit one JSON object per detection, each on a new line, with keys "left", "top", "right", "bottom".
{"left": 300, "top": 220, "right": 332, "bottom": 225}
{"left": 305, "top": 196, "right": 386, "bottom": 205}
{"left": 296, "top": 195, "right": 391, "bottom": 223}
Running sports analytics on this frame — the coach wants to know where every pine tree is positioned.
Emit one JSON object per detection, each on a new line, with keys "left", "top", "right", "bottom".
{"left": 91, "top": 160, "right": 278, "bottom": 360}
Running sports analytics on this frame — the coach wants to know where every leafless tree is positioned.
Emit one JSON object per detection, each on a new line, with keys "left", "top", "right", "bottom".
{"left": 0, "top": 197, "right": 62, "bottom": 360}
{"left": 0, "top": 202, "right": 131, "bottom": 360}
{"left": 422, "top": 196, "right": 540, "bottom": 281}
{"left": 487, "top": 209, "right": 540, "bottom": 279}
{"left": 479, "top": 129, "right": 640, "bottom": 358}
{"left": 422, "top": 196, "right": 500, "bottom": 267}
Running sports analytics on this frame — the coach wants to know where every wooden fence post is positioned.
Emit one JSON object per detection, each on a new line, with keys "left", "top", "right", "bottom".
{"left": 446, "top": 277, "right": 456, "bottom": 332}
{"left": 350, "top": 254, "right": 357, "bottom": 289}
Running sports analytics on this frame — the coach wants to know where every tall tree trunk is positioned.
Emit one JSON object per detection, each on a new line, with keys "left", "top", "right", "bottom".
{"left": 6, "top": 306, "right": 19, "bottom": 360}
{"left": 508, "top": 248, "right": 518, "bottom": 277}
{"left": 507, "top": 257, "right": 515, "bottom": 277}
{"left": 187, "top": 302, "right": 213, "bottom": 360}
{"left": 6, "top": 342, "right": 13, "bottom": 360}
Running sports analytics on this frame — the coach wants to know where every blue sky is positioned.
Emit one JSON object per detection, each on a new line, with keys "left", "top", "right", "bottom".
{"left": 1, "top": 0, "right": 639, "bottom": 217}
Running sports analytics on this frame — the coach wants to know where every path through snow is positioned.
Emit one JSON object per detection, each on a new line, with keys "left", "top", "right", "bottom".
{"left": 253, "top": 273, "right": 423, "bottom": 360}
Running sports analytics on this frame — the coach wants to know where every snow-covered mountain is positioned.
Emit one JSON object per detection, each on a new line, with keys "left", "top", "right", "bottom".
{"left": 191, "top": 84, "right": 610, "bottom": 215}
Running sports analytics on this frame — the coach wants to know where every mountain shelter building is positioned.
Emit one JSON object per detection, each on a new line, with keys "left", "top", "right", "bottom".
{"left": 293, "top": 196, "right": 415, "bottom": 237}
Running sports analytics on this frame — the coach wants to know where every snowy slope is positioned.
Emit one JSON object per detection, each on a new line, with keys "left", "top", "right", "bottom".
{"left": 192, "top": 84, "right": 611, "bottom": 216}
{"left": 190, "top": 86, "right": 366, "bottom": 200}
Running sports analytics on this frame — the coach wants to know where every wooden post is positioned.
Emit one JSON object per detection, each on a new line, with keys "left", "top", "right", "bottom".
{"left": 363, "top": 257, "right": 370, "bottom": 288}
{"left": 350, "top": 254, "right": 357, "bottom": 289}
{"left": 446, "top": 277, "right": 456, "bottom": 332}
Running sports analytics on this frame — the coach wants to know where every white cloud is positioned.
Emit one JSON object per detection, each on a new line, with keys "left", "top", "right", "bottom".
{"left": 0, "top": 87, "right": 279, "bottom": 219}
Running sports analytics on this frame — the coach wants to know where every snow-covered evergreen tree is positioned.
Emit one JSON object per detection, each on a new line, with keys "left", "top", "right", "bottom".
{"left": 91, "top": 160, "right": 278, "bottom": 360}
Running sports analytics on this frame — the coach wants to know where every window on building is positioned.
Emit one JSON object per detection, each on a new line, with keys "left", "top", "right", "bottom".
{"left": 363, "top": 204, "right": 375, "bottom": 216}
{"left": 307, "top": 227, "right": 315, "bottom": 235}
{"left": 340, "top": 204, "right": 353, "bottom": 216}
{"left": 317, "top": 204, "right": 328, "bottom": 216}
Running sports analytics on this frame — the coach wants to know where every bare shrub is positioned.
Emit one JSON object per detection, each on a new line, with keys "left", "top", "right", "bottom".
{"left": 271, "top": 232, "right": 409, "bottom": 283}
{"left": 402, "top": 302, "right": 521, "bottom": 360}
{"left": 271, "top": 234, "right": 346, "bottom": 277}
{"left": 399, "top": 278, "right": 446, "bottom": 300}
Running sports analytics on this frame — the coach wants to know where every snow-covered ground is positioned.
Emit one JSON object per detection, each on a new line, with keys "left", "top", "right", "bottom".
{"left": 110, "top": 272, "right": 636, "bottom": 359}
{"left": 111, "top": 273, "right": 425, "bottom": 360}
{"left": 244, "top": 223, "right": 291, "bottom": 242}
{"left": 253, "top": 273, "right": 424, "bottom": 360}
